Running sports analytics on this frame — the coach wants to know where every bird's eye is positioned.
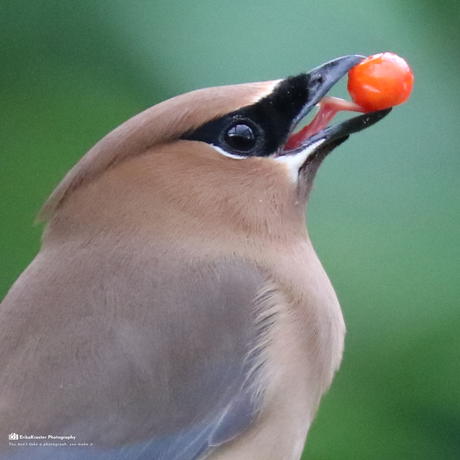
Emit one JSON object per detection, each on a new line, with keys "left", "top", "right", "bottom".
{"left": 224, "top": 123, "right": 257, "bottom": 153}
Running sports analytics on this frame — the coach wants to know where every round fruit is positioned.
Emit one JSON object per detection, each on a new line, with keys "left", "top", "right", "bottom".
{"left": 347, "top": 52, "right": 413, "bottom": 112}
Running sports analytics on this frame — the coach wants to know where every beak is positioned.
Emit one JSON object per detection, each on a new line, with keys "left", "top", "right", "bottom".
{"left": 280, "top": 55, "right": 392, "bottom": 157}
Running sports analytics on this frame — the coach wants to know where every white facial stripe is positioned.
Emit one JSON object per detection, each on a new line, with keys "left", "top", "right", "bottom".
{"left": 211, "top": 144, "right": 247, "bottom": 160}
{"left": 210, "top": 138, "right": 327, "bottom": 182}
{"left": 274, "top": 139, "right": 326, "bottom": 182}
{"left": 250, "top": 79, "right": 282, "bottom": 103}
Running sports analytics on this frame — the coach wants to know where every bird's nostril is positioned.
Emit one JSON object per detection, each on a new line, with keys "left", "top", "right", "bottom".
{"left": 311, "top": 74, "right": 325, "bottom": 85}
{"left": 317, "top": 74, "right": 325, "bottom": 83}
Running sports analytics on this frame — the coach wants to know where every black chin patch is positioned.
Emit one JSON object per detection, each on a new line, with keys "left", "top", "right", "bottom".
{"left": 182, "top": 74, "right": 311, "bottom": 158}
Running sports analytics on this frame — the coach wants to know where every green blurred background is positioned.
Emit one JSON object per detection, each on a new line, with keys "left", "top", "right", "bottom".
{"left": 1, "top": 0, "right": 459, "bottom": 458}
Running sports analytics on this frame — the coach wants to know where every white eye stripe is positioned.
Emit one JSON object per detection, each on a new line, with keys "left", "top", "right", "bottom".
{"left": 249, "top": 79, "right": 282, "bottom": 103}
{"left": 274, "top": 139, "right": 326, "bottom": 182}
{"left": 210, "top": 139, "right": 327, "bottom": 184}
{"left": 211, "top": 144, "right": 247, "bottom": 160}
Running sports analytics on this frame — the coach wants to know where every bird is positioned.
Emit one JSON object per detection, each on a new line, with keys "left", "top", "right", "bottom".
{"left": 0, "top": 55, "right": 390, "bottom": 460}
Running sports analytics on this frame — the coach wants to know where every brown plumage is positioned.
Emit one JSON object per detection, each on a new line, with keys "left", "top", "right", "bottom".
{"left": 0, "top": 56, "right": 390, "bottom": 460}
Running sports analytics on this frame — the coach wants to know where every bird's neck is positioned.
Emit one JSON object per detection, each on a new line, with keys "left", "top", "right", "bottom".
{"left": 44, "top": 142, "right": 311, "bottom": 247}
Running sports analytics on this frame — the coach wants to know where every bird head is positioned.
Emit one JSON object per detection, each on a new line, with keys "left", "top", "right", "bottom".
{"left": 39, "top": 55, "right": 390, "bottom": 244}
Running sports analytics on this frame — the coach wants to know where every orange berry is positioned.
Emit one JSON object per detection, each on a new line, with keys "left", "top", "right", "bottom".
{"left": 347, "top": 52, "right": 413, "bottom": 112}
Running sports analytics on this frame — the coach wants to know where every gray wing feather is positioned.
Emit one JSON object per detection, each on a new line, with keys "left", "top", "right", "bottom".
{"left": 1, "top": 400, "right": 256, "bottom": 460}
{"left": 0, "top": 243, "right": 267, "bottom": 460}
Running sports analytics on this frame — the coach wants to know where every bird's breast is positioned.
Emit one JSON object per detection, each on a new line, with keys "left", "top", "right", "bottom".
{"left": 206, "top": 239, "right": 345, "bottom": 460}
